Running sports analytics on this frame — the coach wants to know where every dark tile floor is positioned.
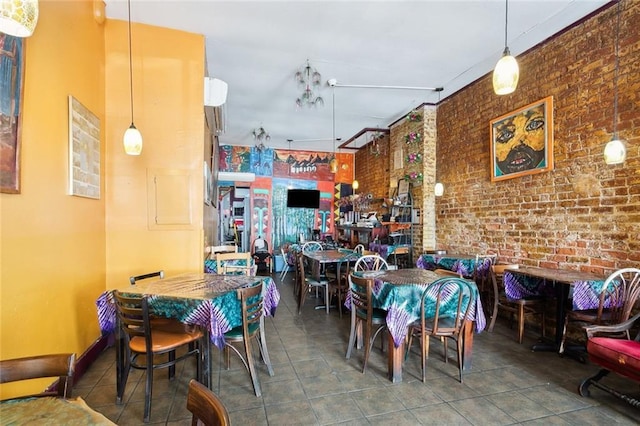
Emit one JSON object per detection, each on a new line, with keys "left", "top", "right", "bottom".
{"left": 75, "top": 272, "right": 640, "bottom": 425}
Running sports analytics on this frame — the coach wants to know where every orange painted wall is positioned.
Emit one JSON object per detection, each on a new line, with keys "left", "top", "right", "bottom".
{"left": 103, "top": 20, "right": 205, "bottom": 287}
{"left": 0, "top": 1, "right": 206, "bottom": 399}
{"left": 0, "top": 0, "right": 106, "bottom": 398}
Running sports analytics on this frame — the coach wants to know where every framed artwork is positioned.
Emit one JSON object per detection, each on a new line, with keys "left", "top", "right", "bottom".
{"left": 0, "top": 34, "right": 24, "bottom": 193}
{"left": 490, "top": 96, "right": 554, "bottom": 182}
{"left": 68, "top": 96, "right": 101, "bottom": 199}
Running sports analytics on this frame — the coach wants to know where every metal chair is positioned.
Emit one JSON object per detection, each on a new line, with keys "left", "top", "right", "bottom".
{"left": 0, "top": 353, "right": 75, "bottom": 400}
{"left": 345, "top": 274, "right": 387, "bottom": 373}
{"left": 186, "top": 379, "right": 230, "bottom": 426}
{"left": 302, "top": 241, "right": 323, "bottom": 252}
{"left": 560, "top": 267, "right": 640, "bottom": 354}
{"left": 353, "top": 254, "right": 389, "bottom": 272}
{"left": 223, "top": 282, "right": 274, "bottom": 397}
{"left": 296, "top": 251, "right": 329, "bottom": 314}
{"left": 113, "top": 291, "right": 204, "bottom": 423}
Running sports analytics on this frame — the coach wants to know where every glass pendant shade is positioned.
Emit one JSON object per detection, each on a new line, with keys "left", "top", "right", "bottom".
{"left": 0, "top": 0, "right": 39, "bottom": 37}
{"left": 329, "top": 157, "right": 338, "bottom": 173}
{"left": 603, "top": 138, "right": 626, "bottom": 165}
{"left": 352, "top": 179, "right": 359, "bottom": 191}
{"left": 493, "top": 48, "right": 519, "bottom": 95}
{"left": 434, "top": 183, "right": 444, "bottom": 197}
{"left": 123, "top": 124, "right": 143, "bottom": 156}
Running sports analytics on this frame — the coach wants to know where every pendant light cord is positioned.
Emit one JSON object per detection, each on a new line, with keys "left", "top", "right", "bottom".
{"left": 612, "top": 0, "right": 621, "bottom": 137}
{"left": 503, "top": 0, "right": 509, "bottom": 49}
{"left": 127, "top": 0, "right": 135, "bottom": 124}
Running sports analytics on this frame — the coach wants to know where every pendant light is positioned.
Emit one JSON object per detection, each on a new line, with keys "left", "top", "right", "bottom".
{"left": 434, "top": 183, "right": 444, "bottom": 197}
{"left": 352, "top": 144, "right": 359, "bottom": 191}
{"left": 493, "top": 0, "right": 519, "bottom": 95}
{"left": 604, "top": 0, "right": 626, "bottom": 165}
{"left": 0, "top": 0, "right": 39, "bottom": 37}
{"left": 123, "top": 0, "right": 142, "bottom": 155}
{"left": 329, "top": 88, "right": 338, "bottom": 173}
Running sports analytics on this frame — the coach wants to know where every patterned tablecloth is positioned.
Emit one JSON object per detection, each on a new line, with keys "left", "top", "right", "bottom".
{"left": 346, "top": 269, "right": 486, "bottom": 348}
{"left": 96, "top": 273, "right": 279, "bottom": 349}
{"left": 416, "top": 254, "right": 491, "bottom": 278}
{"left": 0, "top": 396, "right": 116, "bottom": 425}
{"left": 368, "top": 243, "right": 410, "bottom": 260}
{"left": 504, "top": 270, "right": 609, "bottom": 310}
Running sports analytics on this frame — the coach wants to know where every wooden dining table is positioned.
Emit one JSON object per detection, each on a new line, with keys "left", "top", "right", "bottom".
{"left": 504, "top": 265, "right": 605, "bottom": 356}
{"left": 348, "top": 268, "right": 486, "bottom": 382}
{"left": 96, "top": 272, "right": 280, "bottom": 389}
{"left": 0, "top": 396, "right": 115, "bottom": 425}
{"left": 416, "top": 253, "right": 482, "bottom": 278}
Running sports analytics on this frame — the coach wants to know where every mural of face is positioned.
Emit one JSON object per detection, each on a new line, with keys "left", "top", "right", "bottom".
{"left": 493, "top": 103, "right": 546, "bottom": 175}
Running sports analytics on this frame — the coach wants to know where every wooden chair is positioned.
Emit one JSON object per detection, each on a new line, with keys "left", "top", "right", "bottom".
{"left": 560, "top": 267, "right": 640, "bottom": 354}
{"left": 130, "top": 270, "right": 164, "bottom": 285}
{"left": 345, "top": 274, "right": 387, "bottom": 373}
{"left": 223, "top": 282, "right": 274, "bottom": 397}
{"left": 207, "top": 245, "right": 238, "bottom": 256}
{"left": 186, "top": 379, "right": 230, "bottom": 426}
{"left": 296, "top": 252, "right": 329, "bottom": 314}
{"left": 407, "top": 277, "right": 474, "bottom": 383}
{"left": 579, "top": 312, "right": 640, "bottom": 407}
{"left": 487, "top": 264, "right": 546, "bottom": 344}
{"left": 0, "top": 353, "right": 76, "bottom": 400}
{"left": 474, "top": 254, "right": 498, "bottom": 311}
{"left": 216, "top": 252, "right": 252, "bottom": 275}
{"left": 113, "top": 291, "right": 204, "bottom": 423}
{"left": 353, "top": 254, "right": 389, "bottom": 272}
{"left": 353, "top": 244, "right": 365, "bottom": 254}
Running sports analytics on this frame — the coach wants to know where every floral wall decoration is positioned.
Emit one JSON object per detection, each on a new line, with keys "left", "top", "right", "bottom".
{"left": 404, "top": 131, "right": 422, "bottom": 144}
{"left": 405, "top": 171, "right": 423, "bottom": 183}
{"left": 406, "top": 110, "right": 422, "bottom": 122}
{"left": 406, "top": 152, "right": 422, "bottom": 164}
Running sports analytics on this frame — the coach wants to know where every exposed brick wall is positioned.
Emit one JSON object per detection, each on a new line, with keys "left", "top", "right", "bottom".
{"left": 434, "top": 1, "right": 639, "bottom": 275}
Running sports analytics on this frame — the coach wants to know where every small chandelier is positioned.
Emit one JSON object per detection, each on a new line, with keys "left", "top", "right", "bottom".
{"left": 604, "top": 0, "right": 626, "bottom": 165}
{"left": 295, "top": 59, "right": 324, "bottom": 108}
{"left": 123, "top": 0, "right": 142, "bottom": 155}
{"left": 369, "top": 132, "right": 386, "bottom": 157}
{"left": 253, "top": 127, "right": 270, "bottom": 152}
{"left": 493, "top": 0, "right": 519, "bottom": 95}
{"left": 0, "top": 0, "right": 39, "bottom": 37}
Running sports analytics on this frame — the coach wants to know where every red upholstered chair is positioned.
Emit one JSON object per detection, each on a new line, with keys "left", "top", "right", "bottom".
{"left": 579, "top": 312, "right": 640, "bottom": 407}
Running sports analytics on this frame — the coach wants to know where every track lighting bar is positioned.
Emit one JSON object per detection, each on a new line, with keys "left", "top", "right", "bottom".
{"left": 327, "top": 79, "right": 443, "bottom": 92}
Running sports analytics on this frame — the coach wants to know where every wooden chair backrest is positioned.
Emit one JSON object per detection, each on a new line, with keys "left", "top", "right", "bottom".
{"left": 349, "top": 274, "right": 374, "bottom": 320}
{"left": 216, "top": 252, "right": 252, "bottom": 275}
{"left": 186, "top": 379, "right": 230, "bottom": 426}
{"left": 130, "top": 270, "right": 164, "bottom": 285}
{"left": 0, "top": 353, "right": 76, "bottom": 400}
{"left": 237, "top": 282, "right": 264, "bottom": 338}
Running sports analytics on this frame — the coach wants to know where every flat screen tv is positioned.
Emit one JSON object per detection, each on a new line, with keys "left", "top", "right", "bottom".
{"left": 286, "top": 189, "right": 320, "bottom": 209}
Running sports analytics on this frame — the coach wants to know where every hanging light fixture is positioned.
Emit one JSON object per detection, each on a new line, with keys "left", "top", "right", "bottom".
{"left": 352, "top": 142, "right": 359, "bottom": 191}
{"left": 295, "top": 59, "right": 324, "bottom": 108}
{"left": 434, "top": 183, "right": 444, "bottom": 197}
{"left": 493, "top": 0, "right": 519, "bottom": 95}
{"left": 329, "top": 88, "right": 338, "bottom": 173}
{"left": 123, "top": 0, "right": 142, "bottom": 155}
{"left": 0, "top": 0, "right": 39, "bottom": 37}
{"left": 604, "top": 0, "right": 626, "bottom": 165}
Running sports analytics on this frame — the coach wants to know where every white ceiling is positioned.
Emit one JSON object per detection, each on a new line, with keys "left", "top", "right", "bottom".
{"left": 104, "top": 0, "right": 609, "bottom": 153}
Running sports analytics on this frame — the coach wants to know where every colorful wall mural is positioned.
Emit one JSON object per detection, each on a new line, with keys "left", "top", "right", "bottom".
{"left": 219, "top": 145, "right": 354, "bottom": 251}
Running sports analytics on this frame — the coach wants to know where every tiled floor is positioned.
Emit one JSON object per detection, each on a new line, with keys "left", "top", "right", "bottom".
{"left": 76, "top": 272, "right": 639, "bottom": 425}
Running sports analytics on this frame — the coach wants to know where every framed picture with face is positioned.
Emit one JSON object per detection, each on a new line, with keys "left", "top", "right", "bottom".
{"left": 490, "top": 96, "right": 554, "bottom": 182}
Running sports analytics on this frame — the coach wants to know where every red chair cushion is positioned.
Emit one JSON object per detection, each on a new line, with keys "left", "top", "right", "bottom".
{"left": 587, "top": 337, "right": 640, "bottom": 383}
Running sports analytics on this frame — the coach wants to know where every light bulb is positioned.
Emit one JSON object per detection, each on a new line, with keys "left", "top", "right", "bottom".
{"left": 493, "top": 49, "right": 519, "bottom": 95}
{"left": 124, "top": 124, "right": 142, "bottom": 155}
{"left": 603, "top": 138, "right": 626, "bottom": 165}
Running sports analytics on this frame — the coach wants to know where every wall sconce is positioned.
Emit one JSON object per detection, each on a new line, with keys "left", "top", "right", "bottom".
{"left": 0, "top": 0, "right": 39, "bottom": 37}
{"left": 604, "top": 1, "right": 626, "bottom": 165}
{"left": 434, "top": 183, "right": 444, "bottom": 197}
{"left": 493, "top": 0, "right": 519, "bottom": 95}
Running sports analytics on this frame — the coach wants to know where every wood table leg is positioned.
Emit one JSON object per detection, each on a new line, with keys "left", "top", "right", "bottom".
{"left": 462, "top": 320, "right": 474, "bottom": 371}
{"left": 388, "top": 331, "right": 405, "bottom": 383}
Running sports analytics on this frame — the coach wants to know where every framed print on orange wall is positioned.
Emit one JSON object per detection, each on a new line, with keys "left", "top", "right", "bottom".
{"left": 490, "top": 96, "right": 554, "bottom": 182}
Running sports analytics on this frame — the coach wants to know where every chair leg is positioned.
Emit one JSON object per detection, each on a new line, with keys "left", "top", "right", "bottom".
{"left": 244, "top": 335, "right": 261, "bottom": 397}
{"left": 559, "top": 315, "right": 569, "bottom": 354}
{"left": 346, "top": 310, "right": 357, "bottom": 359}
{"left": 456, "top": 336, "right": 464, "bottom": 383}
{"left": 488, "top": 297, "right": 499, "bottom": 333}
{"left": 168, "top": 350, "right": 176, "bottom": 379}
{"left": 421, "top": 333, "right": 431, "bottom": 383}
{"left": 259, "top": 317, "right": 274, "bottom": 376}
{"left": 517, "top": 305, "right": 525, "bottom": 344}
{"left": 325, "top": 285, "right": 330, "bottom": 314}
{"left": 144, "top": 353, "right": 154, "bottom": 423}
{"left": 361, "top": 320, "right": 372, "bottom": 373}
